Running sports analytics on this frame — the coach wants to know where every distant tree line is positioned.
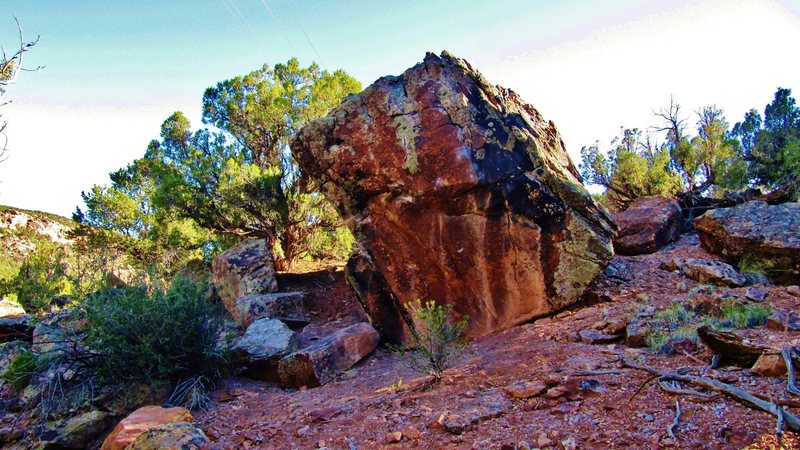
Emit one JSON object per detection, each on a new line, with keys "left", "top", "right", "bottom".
{"left": 580, "top": 88, "right": 799, "bottom": 211}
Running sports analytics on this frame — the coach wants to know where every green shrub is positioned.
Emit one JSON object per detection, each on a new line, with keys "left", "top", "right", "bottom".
{"left": 737, "top": 254, "right": 768, "bottom": 286}
{"left": 82, "top": 275, "right": 227, "bottom": 388}
{"left": 3, "top": 350, "right": 37, "bottom": 391}
{"left": 645, "top": 331, "right": 672, "bottom": 355}
{"left": 390, "top": 300, "right": 469, "bottom": 382}
{"left": 719, "top": 303, "right": 771, "bottom": 328}
{"left": 6, "top": 242, "right": 71, "bottom": 313}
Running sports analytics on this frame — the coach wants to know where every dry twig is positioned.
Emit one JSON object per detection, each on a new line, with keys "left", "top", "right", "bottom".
{"left": 667, "top": 399, "right": 681, "bottom": 439}
{"left": 620, "top": 358, "right": 800, "bottom": 432}
{"left": 782, "top": 347, "right": 800, "bottom": 395}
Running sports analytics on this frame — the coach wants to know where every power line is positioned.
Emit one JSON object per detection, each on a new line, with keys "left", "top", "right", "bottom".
{"left": 256, "top": 0, "right": 303, "bottom": 59}
{"left": 287, "top": 5, "right": 327, "bottom": 71}
{"left": 217, "top": 0, "right": 268, "bottom": 61}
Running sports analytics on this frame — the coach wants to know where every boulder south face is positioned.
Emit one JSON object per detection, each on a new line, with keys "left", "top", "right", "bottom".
{"left": 292, "top": 51, "right": 615, "bottom": 343}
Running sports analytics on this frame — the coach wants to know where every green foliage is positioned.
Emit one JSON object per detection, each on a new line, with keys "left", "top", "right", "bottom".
{"left": 645, "top": 331, "right": 672, "bottom": 355}
{"left": 3, "top": 350, "right": 37, "bottom": 391}
{"left": 580, "top": 128, "right": 682, "bottom": 209}
{"left": 82, "top": 275, "right": 227, "bottom": 388}
{"left": 717, "top": 303, "right": 771, "bottom": 329}
{"left": 737, "top": 254, "right": 768, "bottom": 286}
{"left": 390, "top": 300, "right": 469, "bottom": 382}
{"left": 733, "top": 87, "right": 800, "bottom": 192}
{"left": 77, "top": 59, "right": 362, "bottom": 271}
{"left": 3, "top": 241, "right": 71, "bottom": 313}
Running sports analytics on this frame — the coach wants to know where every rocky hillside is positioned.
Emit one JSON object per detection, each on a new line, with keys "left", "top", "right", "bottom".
{"left": 0, "top": 205, "right": 74, "bottom": 282}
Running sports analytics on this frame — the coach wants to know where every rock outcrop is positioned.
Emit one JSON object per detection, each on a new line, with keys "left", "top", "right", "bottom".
{"left": 694, "top": 201, "right": 800, "bottom": 284}
{"left": 613, "top": 196, "right": 681, "bottom": 255}
{"left": 278, "top": 322, "right": 379, "bottom": 388}
{"left": 212, "top": 238, "right": 278, "bottom": 318}
{"left": 231, "top": 318, "right": 296, "bottom": 377}
{"left": 292, "top": 51, "right": 614, "bottom": 343}
{"left": 128, "top": 422, "right": 210, "bottom": 450}
{"left": 101, "top": 406, "right": 193, "bottom": 450}
{"left": 235, "top": 292, "right": 308, "bottom": 328}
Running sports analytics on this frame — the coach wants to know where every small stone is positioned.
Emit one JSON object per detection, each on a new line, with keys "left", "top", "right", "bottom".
{"left": 561, "top": 436, "right": 577, "bottom": 450}
{"left": 545, "top": 386, "right": 567, "bottom": 398}
{"left": 766, "top": 311, "right": 800, "bottom": 331}
{"left": 788, "top": 285, "right": 800, "bottom": 297}
{"left": 403, "top": 426, "right": 421, "bottom": 440}
{"left": 751, "top": 352, "right": 787, "bottom": 377}
{"left": 745, "top": 287, "right": 767, "bottom": 302}
{"left": 385, "top": 431, "right": 402, "bottom": 443}
{"left": 578, "top": 329, "right": 620, "bottom": 345}
{"left": 537, "top": 435, "right": 553, "bottom": 447}
{"left": 296, "top": 425, "right": 311, "bottom": 437}
{"left": 503, "top": 381, "right": 548, "bottom": 399}
{"left": 625, "top": 320, "right": 650, "bottom": 348}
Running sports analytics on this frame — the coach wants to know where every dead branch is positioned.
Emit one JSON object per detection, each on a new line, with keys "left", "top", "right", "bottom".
{"left": 667, "top": 399, "right": 681, "bottom": 440}
{"left": 620, "top": 358, "right": 800, "bottom": 432}
{"left": 658, "top": 379, "right": 718, "bottom": 399}
{"left": 782, "top": 347, "right": 800, "bottom": 395}
{"left": 570, "top": 369, "right": 628, "bottom": 377}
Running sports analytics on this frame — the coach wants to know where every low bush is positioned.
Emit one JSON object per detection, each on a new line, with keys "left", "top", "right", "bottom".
{"left": 82, "top": 275, "right": 227, "bottom": 389}
{"left": 3, "top": 350, "right": 37, "bottom": 391}
{"left": 390, "top": 300, "right": 469, "bottom": 382}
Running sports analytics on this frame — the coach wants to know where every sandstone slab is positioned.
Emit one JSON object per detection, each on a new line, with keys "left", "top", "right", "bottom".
{"left": 292, "top": 51, "right": 614, "bottom": 343}
{"left": 680, "top": 258, "right": 746, "bottom": 287}
{"left": 613, "top": 196, "right": 681, "bottom": 255}
{"left": 234, "top": 292, "right": 308, "bottom": 328}
{"left": 101, "top": 406, "right": 193, "bottom": 450}
{"left": 212, "top": 239, "right": 278, "bottom": 318}
{"left": 694, "top": 201, "right": 800, "bottom": 284}
{"left": 128, "top": 421, "right": 210, "bottom": 449}
{"left": 231, "top": 318, "right": 296, "bottom": 371}
{"left": 278, "top": 322, "right": 379, "bottom": 388}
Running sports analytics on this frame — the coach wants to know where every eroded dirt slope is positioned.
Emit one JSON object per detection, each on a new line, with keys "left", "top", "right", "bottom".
{"left": 198, "top": 235, "right": 800, "bottom": 449}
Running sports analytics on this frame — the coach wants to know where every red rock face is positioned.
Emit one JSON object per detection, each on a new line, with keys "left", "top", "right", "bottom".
{"left": 613, "top": 196, "right": 682, "bottom": 255}
{"left": 292, "top": 52, "right": 615, "bottom": 344}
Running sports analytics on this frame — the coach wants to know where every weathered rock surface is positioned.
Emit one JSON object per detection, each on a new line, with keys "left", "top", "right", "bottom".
{"left": 678, "top": 258, "right": 747, "bottom": 287}
{"left": 40, "top": 410, "right": 113, "bottom": 449}
{"left": 697, "top": 326, "right": 766, "bottom": 367}
{"left": 292, "top": 51, "right": 615, "bottom": 343}
{"left": 278, "top": 322, "right": 379, "bottom": 388}
{"left": 101, "top": 405, "right": 193, "bottom": 450}
{"left": 231, "top": 318, "right": 296, "bottom": 372}
{"left": 612, "top": 196, "right": 681, "bottom": 255}
{"left": 212, "top": 238, "right": 278, "bottom": 318}
{"left": 694, "top": 201, "right": 800, "bottom": 284}
{"left": 751, "top": 352, "right": 787, "bottom": 377}
{"left": 235, "top": 292, "right": 308, "bottom": 328}
{"left": 128, "top": 421, "right": 210, "bottom": 450}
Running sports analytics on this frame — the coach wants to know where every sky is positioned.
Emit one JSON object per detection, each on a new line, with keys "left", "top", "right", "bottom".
{"left": 0, "top": 0, "right": 799, "bottom": 217}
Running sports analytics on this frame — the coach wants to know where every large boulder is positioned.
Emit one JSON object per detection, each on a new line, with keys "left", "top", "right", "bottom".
{"left": 212, "top": 238, "right": 278, "bottom": 318}
{"left": 231, "top": 318, "right": 296, "bottom": 379}
{"left": 101, "top": 405, "right": 193, "bottom": 450}
{"left": 128, "top": 422, "right": 210, "bottom": 450}
{"left": 234, "top": 292, "right": 309, "bottom": 328}
{"left": 278, "top": 322, "right": 379, "bottom": 388}
{"left": 694, "top": 201, "right": 800, "bottom": 284}
{"left": 613, "top": 196, "right": 681, "bottom": 255}
{"left": 292, "top": 51, "right": 615, "bottom": 343}
{"left": 40, "top": 410, "right": 114, "bottom": 449}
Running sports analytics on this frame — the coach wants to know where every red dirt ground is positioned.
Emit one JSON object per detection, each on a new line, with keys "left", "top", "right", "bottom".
{"left": 197, "top": 234, "right": 800, "bottom": 449}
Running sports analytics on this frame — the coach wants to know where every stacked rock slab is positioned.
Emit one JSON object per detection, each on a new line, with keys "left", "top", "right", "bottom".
{"left": 694, "top": 201, "right": 800, "bottom": 284}
{"left": 613, "top": 196, "right": 681, "bottom": 255}
{"left": 212, "top": 238, "right": 278, "bottom": 318}
{"left": 292, "top": 51, "right": 615, "bottom": 344}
